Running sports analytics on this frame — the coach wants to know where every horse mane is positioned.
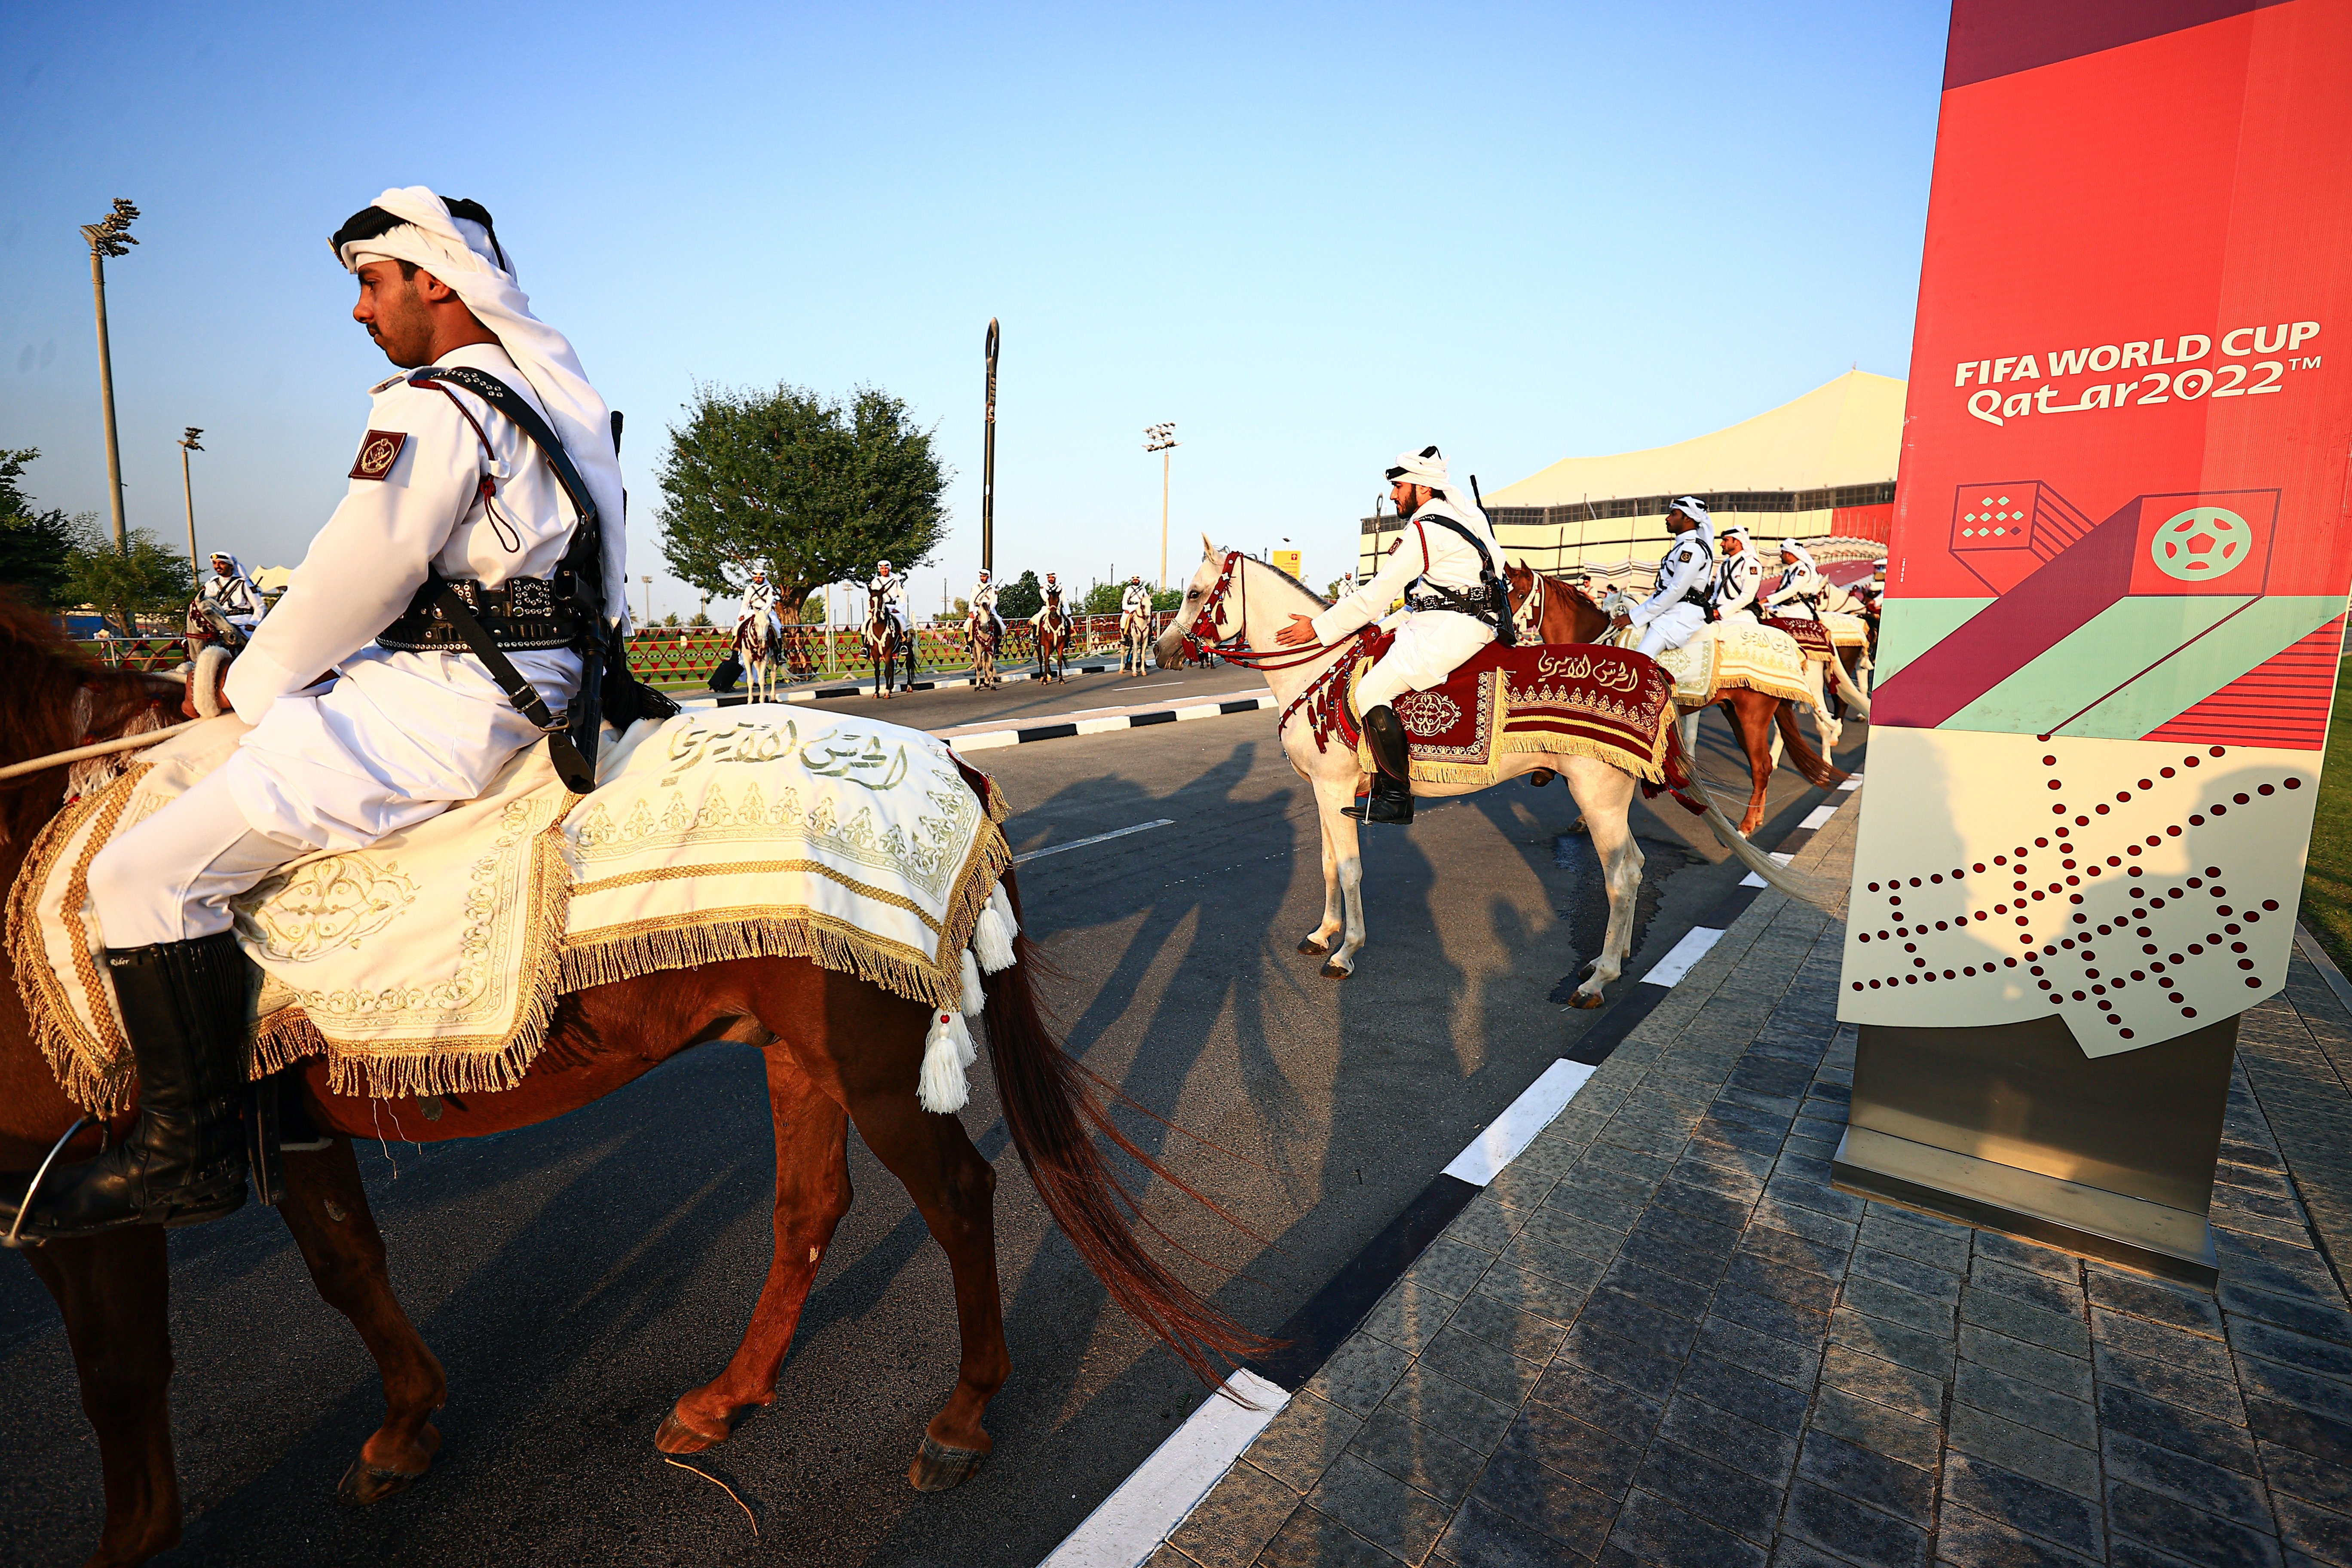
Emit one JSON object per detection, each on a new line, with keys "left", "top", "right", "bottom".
{"left": 0, "top": 588, "right": 170, "bottom": 845}
{"left": 1245, "top": 553, "right": 1332, "bottom": 609}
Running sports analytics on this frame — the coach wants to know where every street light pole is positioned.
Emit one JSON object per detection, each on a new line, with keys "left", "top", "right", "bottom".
{"left": 177, "top": 427, "right": 204, "bottom": 578}
{"left": 982, "top": 319, "right": 999, "bottom": 577}
{"left": 1143, "top": 422, "right": 1178, "bottom": 587}
{"left": 641, "top": 574, "right": 653, "bottom": 627}
{"left": 80, "top": 199, "right": 141, "bottom": 551}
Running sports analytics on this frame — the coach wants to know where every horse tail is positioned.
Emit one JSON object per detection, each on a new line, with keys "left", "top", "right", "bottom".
{"left": 1772, "top": 700, "right": 1847, "bottom": 790}
{"left": 977, "top": 876, "right": 1274, "bottom": 1387}
{"left": 1826, "top": 654, "right": 1872, "bottom": 717}
{"left": 1691, "top": 796, "right": 1841, "bottom": 902}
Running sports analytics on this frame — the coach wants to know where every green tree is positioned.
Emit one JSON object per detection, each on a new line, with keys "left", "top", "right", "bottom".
{"left": 0, "top": 448, "right": 79, "bottom": 607}
{"left": 655, "top": 382, "right": 949, "bottom": 619}
{"left": 1153, "top": 587, "right": 1182, "bottom": 612}
{"left": 1081, "top": 580, "right": 1123, "bottom": 614}
{"left": 998, "top": 569, "right": 1043, "bottom": 619}
{"left": 61, "top": 520, "right": 193, "bottom": 635}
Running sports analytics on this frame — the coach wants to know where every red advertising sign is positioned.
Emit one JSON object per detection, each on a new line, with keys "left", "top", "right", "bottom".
{"left": 1843, "top": 0, "right": 2352, "bottom": 1054}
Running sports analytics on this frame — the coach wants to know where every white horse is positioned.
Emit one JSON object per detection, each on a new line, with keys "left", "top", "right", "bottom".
{"left": 735, "top": 611, "right": 783, "bottom": 703}
{"left": 1121, "top": 606, "right": 1155, "bottom": 675}
{"left": 1158, "top": 540, "right": 1820, "bottom": 1002}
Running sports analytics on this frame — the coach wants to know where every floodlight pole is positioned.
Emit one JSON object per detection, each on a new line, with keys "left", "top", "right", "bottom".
{"left": 81, "top": 200, "right": 141, "bottom": 551}
{"left": 982, "top": 319, "right": 999, "bottom": 577}
{"left": 1144, "top": 422, "right": 1178, "bottom": 586}
{"left": 177, "top": 427, "right": 204, "bottom": 578}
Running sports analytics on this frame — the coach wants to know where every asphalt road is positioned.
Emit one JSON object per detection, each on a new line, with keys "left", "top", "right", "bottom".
{"left": 683, "top": 658, "right": 1268, "bottom": 733}
{"left": 0, "top": 695, "right": 1865, "bottom": 1568}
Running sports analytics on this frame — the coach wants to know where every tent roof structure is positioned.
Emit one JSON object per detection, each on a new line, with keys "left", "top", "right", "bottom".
{"left": 1483, "top": 370, "right": 1906, "bottom": 508}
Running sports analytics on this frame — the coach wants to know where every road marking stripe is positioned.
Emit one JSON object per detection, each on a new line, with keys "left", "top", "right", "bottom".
{"left": 1738, "top": 851, "right": 1797, "bottom": 889}
{"left": 1013, "top": 820, "right": 1175, "bottom": 864}
{"left": 1642, "top": 925, "right": 1725, "bottom": 987}
{"left": 1801, "top": 803, "right": 1840, "bottom": 830}
{"left": 1441, "top": 1059, "right": 1596, "bottom": 1186}
{"left": 1838, "top": 774, "right": 1865, "bottom": 790}
{"left": 1039, "top": 1369, "right": 1289, "bottom": 1568}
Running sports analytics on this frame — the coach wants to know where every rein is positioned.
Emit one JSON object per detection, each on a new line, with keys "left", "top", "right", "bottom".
{"left": 0, "top": 719, "right": 196, "bottom": 783}
{"left": 1175, "top": 551, "right": 1345, "bottom": 674}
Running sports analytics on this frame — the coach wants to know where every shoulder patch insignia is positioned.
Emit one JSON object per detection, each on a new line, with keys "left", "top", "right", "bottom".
{"left": 368, "top": 373, "right": 405, "bottom": 394}
{"left": 349, "top": 430, "right": 407, "bottom": 481}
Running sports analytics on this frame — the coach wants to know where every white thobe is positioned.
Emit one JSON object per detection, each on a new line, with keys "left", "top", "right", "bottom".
{"left": 1031, "top": 588, "right": 1066, "bottom": 627}
{"left": 1768, "top": 560, "right": 1826, "bottom": 619}
{"left": 1629, "top": 530, "right": 1714, "bottom": 656}
{"left": 870, "top": 573, "right": 909, "bottom": 632}
{"left": 1312, "top": 499, "right": 1499, "bottom": 710}
{"left": 1121, "top": 585, "right": 1152, "bottom": 617}
{"left": 1713, "top": 549, "right": 1763, "bottom": 623}
{"left": 197, "top": 570, "right": 265, "bottom": 633}
{"left": 91, "top": 340, "right": 599, "bottom": 947}
{"left": 971, "top": 580, "right": 1004, "bottom": 633}
{"left": 738, "top": 580, "right": 782, "bottom": 634}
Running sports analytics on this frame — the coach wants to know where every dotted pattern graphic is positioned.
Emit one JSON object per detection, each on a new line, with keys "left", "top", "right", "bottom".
{"left": 1847, "top": 744, "right": 2301, "bottom": 1042}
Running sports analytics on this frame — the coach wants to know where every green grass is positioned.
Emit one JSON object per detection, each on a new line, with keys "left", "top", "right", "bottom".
{"left": 2300, "top": 660, "right": 2352, "bottom": 974}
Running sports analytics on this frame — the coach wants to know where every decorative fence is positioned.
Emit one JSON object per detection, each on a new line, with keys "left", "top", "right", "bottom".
{"left": 64, "top": 612, "right": 1187, "bottom": 690}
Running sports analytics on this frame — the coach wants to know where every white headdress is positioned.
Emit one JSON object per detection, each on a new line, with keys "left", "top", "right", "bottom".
{"left": 1778, "top": 540, "right": 1817, "bottom": 571}
{"left": 1386, "top": 445, "right": 1488, "bottom": 526}
{"left": 1666, "top": 496, "right": 1710, "bottom": 527}
{"left": 334, "top": 187, "right": 629, "bottom": 630}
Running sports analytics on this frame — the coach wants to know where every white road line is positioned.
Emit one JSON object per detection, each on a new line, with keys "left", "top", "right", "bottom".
{"left": 1800, "top": 803, "right": 1840, "bottom": 830}
{"left": 1113, "top": 680, "right": 1182, "bottom": 691}
{"left": 1838, "top": 775, "right": 1865, "bottom": 791}
{"left": 1013, "top": 819, "right": 1175, "bottom": 864}
{"left": 1040, "top": 1369, "right": 1290, "bottom": 1568}
{"left": 1739, "top": 852, "right": 1797, "bottom": 889}
{"left": 1642, "top": 926, "right": 1725, "bottom": 987}
{"left": 948, "top": 730, "right": 1019, "bottom": 753}
{"left": 1442, "top": 1060, "right": 1596, "bottom": 1186}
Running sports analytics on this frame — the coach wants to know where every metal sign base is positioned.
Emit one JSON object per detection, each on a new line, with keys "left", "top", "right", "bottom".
{"left": 1831, "top": 1014, "right": 2237, "bottom": 1288}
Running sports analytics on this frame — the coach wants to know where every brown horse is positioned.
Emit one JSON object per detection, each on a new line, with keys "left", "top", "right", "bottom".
{"left": 1501, "top": 562, "right": 1846, "bottom": 833}
{"left": 0, "top": 594, "right": 1261, "bottom": 1568}
{"left": 965, "top": 609, "right": 1001, "bottom": 691}
{"left": 1033, "top": 594, "right": 1070, "bottom": 683}
{"left": 862, "top": 603, "right": 909, "bottom": 698}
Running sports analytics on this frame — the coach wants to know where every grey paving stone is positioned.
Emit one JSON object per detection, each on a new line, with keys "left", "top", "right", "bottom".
{"left": 1743, "top": 1224, "right": 1852, "bottom": 1280}
{"left": 1821, "top": 1342, "right": 1946, "bottom": 1423}
{"left": 1941, "top": 1451, "right": 2107, "bottom": 1559}
{"left": 2094, "top": 1306, "right": 2240, "bottom": 1378}
{"left": 1446, "top": 1195, "right": 1532, "bottom": 1255}
{"left": 2247, "top": 1396, "right": 2352, "bottom": 1469}
{"left": 1580, "top": 1285, "right": 1701, "bottom": 1360}
{"left": 1608, "top": 1486, "right": 1769, "bottom": 1568}
{"left": 1809, "top": 1384, "right": 1943, "bottom": 1471}
{"left": 1446, "top": 1291, "right": 1569, "bottom": 1365}
{"left": 1502, "top": 1230, "right": 1611, "bottom": 1292}
{"left": 1952, "top": 1360, "right": 2096, "bottom": 1448}
{"left": 1618, "top": 1226, "right": 1737, "bottom": 1289}
{"left": 1528, "top": 1359, "right": 1663, "bottom": 1442}
{"left": 1400, "top": 1238, "right": 1496, "bottom": 1301}
{"left": 2102, "top": 1429, "right": 2275, "bottom": 1530}
{"left": 1432, "top": 1495, "right": 1588, "bottom": 1568}
{"left": 1583, "top": 1144, "right": 1674, "bottom": 1183}
{"left": 1932, "top": 1504, "right": 2104, "bottom": 1568}
{"left": 1422, "top": 1325, "right": 1547, "bottom": 1411}
{"left": 2221, "top": 1284, "right": 2352, "bottom": 1349}
{"left": 1970, "top": 1258, "right": 2087, "bottom": 1318}
{"left": 1849, "top": 1245, "right": 1964, "bottom": 1304}
{"left": 1796, "top": 1428, "right": 1936, "bottom": 1527}
{"left": 1498, "top": 1399, "right": 1645, "bottom": 1499}
{"left": 1302, "top": 1333, "right": 1414, "bottom": 1418}
{"left": 1561, "top": 1321, "right": 1683, "bottom": 1404}
{"left": 1677, "top": 1352, "right": 1812, "bottom": 1435}
{"left": 1755, "top": 1198, "right": 1861, "bottom": 1253}
{"left": 1712, "top": 1286, "right": 1832, "bottom": 1350}
{"left": 1832, "top": 1306, "right": 1957, "bottom": 1381}
{"left": 1856, "top": 1211, "right": 1971, "bottom": 1274}
{"left": 1763, "top": 1177, "right": 1867, "bottom": 1225}
{"left": 1361, "top": 1280, "right": 1461, "bottom": 1356}
{"left": 1167, "top": 1459, "right": 1301, "bottom": 1568}
{"left": 2087, "top": 1265, "right": 2228, "bottom": 1337}
{"left": 1635, "top": 1440, "right": 1786, "bottom": 1545}
{"left": 1655, "top": 1177, "right": 1761, "bottom": 1233}
{"left": 1253, "top": 1501, "right": 1391, "bottom": 1568}
{"left": 1946, "top": 1400, "right": 2099, "bottom": 1499}
{"left": 1694, "top": 1314, "right": 1826, "bottom": 1391}
{"left": 2233, "top": 1351, "right": 2352, "bottom": 1424}
{"left": 1304, "top": 1451, "right": 1455, "bottom": 1564}
{"left": 2107, "top": 1335, "right": 2248, "bottom": 1420}
{"left": 1600, "top": 1256, "right": 1715, "bottom": 1324}
{"left": 1347, "top": 1406, "right": 1487, "bottom": 1509}
{"left": 2234, "top": 1318, "right": 2352, "bottom": 1384}
{"left": 1659, "top": 1390, "right": 1799, "bottom": 1485}
{"left": 1843, "top": 1275, "right": 1960, "bottom": 1339}
{"left": 1782, "top": 1477, "right": 1929, "bottom": 1568}
{"left": 1246, "top": 1390, "right": 1366, "bottom": 1494}
{"left": 2098, "top": 1383, "right": 2261, "bottom": 1476}
{"left": 1481, "top": 1158, "right": 1561, "bottom": 1214}
{"left": 1470, "top": 1258, "right": 1589, "bottom": 1329}
{"left": 1378, "top": 1363, "right": 1519, "bottom": 1457}
{"left": 1973, "top": 1231, "right": 2084, "bottom": 1283}
{"left": 1467, "top": 1443, "right": 1620, "bottom": 1560}
{"left": 2105, "top": 1478, "right": 2286, "bottom": 1568}
{"left": 1962, "top": 1286, "right": 2092, "bottom": 1359}
{"left": 2272, "top": 1491, "right": 2352, "bottom": 1567}
{"left": 1957, "top": 1323, "right": 2093, "bottom": 1402}
{"left": 1521, "top": 1204, "right": 1629, "bottom": 1267}
{"left": 1634, "top": 1201, "right": 1746, "bottom": 1260}
{"left": 1727, "top": 1250, "right": 1843, "bottom": 1314}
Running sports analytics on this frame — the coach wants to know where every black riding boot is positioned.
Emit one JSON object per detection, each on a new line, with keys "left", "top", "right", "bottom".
{"left": 905, "top": 639, "right": 921, "bottom": 690}
{"left": 1345, "top": 704, "right": 1416, "bottom": 825}
{"left": 8, "top": 934, "right": 250, "bottom": 1240}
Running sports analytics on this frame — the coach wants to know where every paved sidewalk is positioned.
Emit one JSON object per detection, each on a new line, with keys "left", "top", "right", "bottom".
{"left": 1155, "top": 790, "right": 2352, "bottom": 1567}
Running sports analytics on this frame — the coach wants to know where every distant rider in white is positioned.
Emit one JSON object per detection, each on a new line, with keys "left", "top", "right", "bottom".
{"left": 971, "top": 569, "right": 1004, "bottom": 640}
{"left": 1614, "top": 496, "right": 1717, "bottom": 656}
{"left": 1030, "top": 571, "right": 1065, "bottom": 628}
{"left": 869, "top": 558, "right": 916, "bottom": 683}
{"left": 1764, "top": 539, "right": 1825, "bottom": 620}
{"left": 1712, "top": 524, "right": 1762, "bottom": 624}
{"left": 737, "top": 561, "right": 783, "bottom": 643}
{"left": 8, "top": 186, "right": 639, "bottom": 1240}
{"left": 1121, "top": 574, "right": 1152, "bottom": 619}
{"left": 1274, "top": 445, "right": 1511, "bottom": 826}
{"left": 196, "top": 550, "right": 266, "bottom": 636}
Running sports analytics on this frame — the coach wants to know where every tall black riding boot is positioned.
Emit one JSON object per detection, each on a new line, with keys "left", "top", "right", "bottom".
{"left": 8, "top": 933, "right": 250, "bottom": 1240}
{"left": 1344, "top": 704, "right": 1416, "bottom": 825}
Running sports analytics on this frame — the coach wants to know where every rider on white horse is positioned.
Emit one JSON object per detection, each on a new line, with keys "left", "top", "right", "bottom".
{"left": 1764, "top": 539, "right": 1825, "bottom": 619}
{"left": 197, "top": 551, "right": 266, "bottom": 636}
{"left": 1121, "top": 575, "right": 1152, "bottom": 621}
{"left": 737, "top": 562, "right": 783, "bottom": 643}
{"left": 1273, "top": 445, "right": 1510, "bottom": 827}
{"left": 1614, "top": 496, "right": 1717, "bottom": 656}
{"left": 9, "top": 187, "right": 644, "bottom": 1241}
{"left": 1712, "top": 524, "right": 1763, "bottom": 624}
{"left": 869, "top": 560, "right": 910, "bottom": 637}
{"left": 971, "top": 569, "right": 1005, "bottom": 640}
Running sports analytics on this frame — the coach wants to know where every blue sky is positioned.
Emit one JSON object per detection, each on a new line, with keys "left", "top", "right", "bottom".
{"left": 1, "top": 2, "right": 1948, "bottom": 623}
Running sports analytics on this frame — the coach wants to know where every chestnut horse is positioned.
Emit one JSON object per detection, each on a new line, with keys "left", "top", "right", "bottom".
{"left": 0, "top": 594, "right": 1260, "bottom": 1568}
{"left": 1033, "top": 596, "right": 1070, "bottom": 683}
{"left": 1502, "top": 562, "right": 1846, "bottom": 833}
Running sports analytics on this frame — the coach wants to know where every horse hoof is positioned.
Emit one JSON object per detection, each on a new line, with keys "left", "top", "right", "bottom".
{"left": 338, "top": 1454, "right": 428, "bottom": 1507}
{"left": 1297, "top": 937, "right": 1329, "bottom": 956}
{"left": 655, "top": 1409, "right": 730, "bottom": 1454}
{"left": 1570, "top": 990, "right": 1606, "bottom": 1010}
{"left": 1320, "top": 962, "right": 1351, "bottom": 980}
{"left": 908, "top": 1433, "right": 989, "bottom": 1492}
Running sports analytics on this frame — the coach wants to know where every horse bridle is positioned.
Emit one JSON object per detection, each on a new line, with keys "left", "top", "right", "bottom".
{"left": 1173, "top": 551, "right": 1338, "bottom": 674}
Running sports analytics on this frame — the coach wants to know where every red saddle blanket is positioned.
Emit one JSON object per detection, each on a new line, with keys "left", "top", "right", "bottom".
{"left": 1291, "top": 637, "right": 1684, "bottom": 789}
{"left": 1761, "top": 615, "right": 1835, "bottom": 661}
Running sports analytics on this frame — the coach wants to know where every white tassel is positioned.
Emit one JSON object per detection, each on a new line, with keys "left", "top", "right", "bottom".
{"left": 973, "top": 882, "right": 1019, "bottom": 973}
{"left": 919, "top": 1008, "right": 975, "bottom": 1113}
{"left": 961, "top": 949, "right": 986, "bottom": 1016}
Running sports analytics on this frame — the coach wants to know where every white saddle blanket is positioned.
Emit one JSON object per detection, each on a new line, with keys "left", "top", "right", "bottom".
{"left": 1645, "top": 620, "right": 1814, "bottom": 707}
{"left": 1820, "top": 611, "right": 1872, "bottom": 653}
{"left": 14, "top": 710, "right": 1011, "bottom": 1106}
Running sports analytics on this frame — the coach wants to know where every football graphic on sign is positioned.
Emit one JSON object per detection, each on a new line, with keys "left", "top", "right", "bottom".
{"left": 2151, "top": 507, "right": 2252, "bottom": 582}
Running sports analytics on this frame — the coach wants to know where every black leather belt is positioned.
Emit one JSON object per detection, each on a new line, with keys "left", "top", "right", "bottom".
{"left": 377, "top": 574, "right": 592, "bottom": 652}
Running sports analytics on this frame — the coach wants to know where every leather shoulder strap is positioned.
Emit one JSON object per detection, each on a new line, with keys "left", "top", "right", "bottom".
{"left": 408, "top": 365, "right": 598, "bottom": 531}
